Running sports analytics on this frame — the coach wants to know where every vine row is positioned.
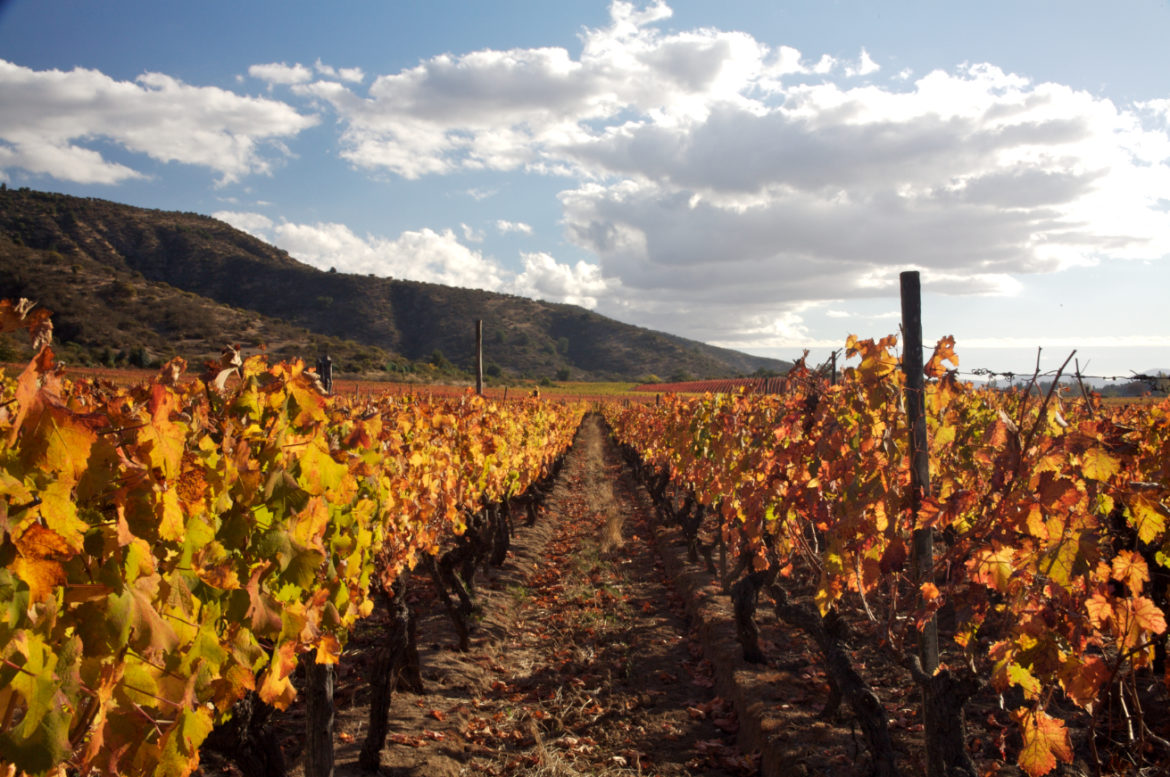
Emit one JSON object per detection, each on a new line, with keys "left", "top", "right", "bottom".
{"left": 0, "top": 300, "right": 583, "bottom": 776}
{"left": 605, "top": 334, "right": 1170, "bottom": 776}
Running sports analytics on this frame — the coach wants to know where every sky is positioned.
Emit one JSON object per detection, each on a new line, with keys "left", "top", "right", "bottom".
{"left": 1, "top": 0, "right": 1168, "bottom": 381}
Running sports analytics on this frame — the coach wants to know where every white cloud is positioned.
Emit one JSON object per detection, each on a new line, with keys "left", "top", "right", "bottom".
{"left": 461, "top": 223, "right": 485, "bottom": 242}
{"left": 12, "top": 1, "right": 1167, "bottom": 359}
{"left": 0, "top": 60, "right": 317, "bottom": 184}
{"left": 962, "top": 335, "right": 1170, "bottom": 348}
{"left": 269, "top": 0, "right": 1168, "bottom": 352}
{"left": 292, "top": 1, "right": 776, "bottom": 178}
{"left": 496, "top": 219, "right": 533, "bottom": 235}
{"left": 1138, "top": 98, "right": 1170, "bottom": 123}
{"left": 212, "top": 210, "right": 274, "bottom": 235}
{"left": 548, "top": 57, "right": 1170, "bottom": 345}
{"left": 845, "top": 48, "right": 880, "bottom": 77}
{"left": 210, "top": 211, "right": 608, "bottom": 307}
{"left": 314, "top": 59, "right": 364, "bottom": 83}
{"left": 465, "top": 187, "right": 498, "bottom": 200}
{"left": 513, "top": 251, "right": 610, "bottom": 309}
{"left": 274, "top": 222, "right": 510, "bottom": 291}
{"left": 249, "top": 62, "right": 314, "bottom": 85}
{"left": 0, "top": 140, "right": 143, "bottom": 185}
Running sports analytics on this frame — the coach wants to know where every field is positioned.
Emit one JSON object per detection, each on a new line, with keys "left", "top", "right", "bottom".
{"left": 2, "top": 362, "right": 647, "bottom": 403}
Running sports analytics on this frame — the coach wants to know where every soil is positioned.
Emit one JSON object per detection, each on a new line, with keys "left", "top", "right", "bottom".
{"left": 197, "top": 413, "right": 1170, "bottom": 777}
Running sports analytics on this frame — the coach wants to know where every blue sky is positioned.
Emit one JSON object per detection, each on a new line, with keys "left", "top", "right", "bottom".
{"left": 1, "top": 0, "right": 1168, "bottom": 380}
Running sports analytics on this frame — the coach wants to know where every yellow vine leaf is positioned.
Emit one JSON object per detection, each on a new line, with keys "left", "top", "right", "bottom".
{"left": 1129, "top": 495, "right": 1167, "bottom": 545}
{"left": 1080, "top": 446, "right": 1119, "bottom": 482}
{"left": 1016, "top": 708, "right": 1073, "bottom": 777}
{"left": 924, "top": 335, "right": 958, "bottom": 378}
{"left": 258, "top": 641, "right": 299, "bottom": 710}
{"left": 316, "top": 633, "right": 342, "bottom": 665}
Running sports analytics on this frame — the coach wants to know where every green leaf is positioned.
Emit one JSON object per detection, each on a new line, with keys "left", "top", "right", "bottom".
{"left": 0, "top": 632, "right": 73, "bottom": 773}
{"left": 156, "top": 706, "right": 215, "bottom": 777}
{"left": 108, "top": 576, "right": 180, "bottom": 654}
{"left": 0, "top": 568, "right": 31, "bottom": 644}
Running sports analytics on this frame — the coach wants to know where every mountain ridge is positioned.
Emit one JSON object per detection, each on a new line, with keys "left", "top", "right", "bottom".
{"left": 0, "top": 187, "right": 790, "bottom": 381}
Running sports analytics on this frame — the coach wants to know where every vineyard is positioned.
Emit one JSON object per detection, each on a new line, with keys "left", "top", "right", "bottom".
{"left": 0, "top": 301, "right": 582, "bottom": 776}
{"left": 635, "top": 378, "right": 790, "bottom": 396}
{"left": 606, "top": 334, "right": 1170, "bottom": 777}
{"left": 3, "top": 297, "right": 1170, "bottom": 777}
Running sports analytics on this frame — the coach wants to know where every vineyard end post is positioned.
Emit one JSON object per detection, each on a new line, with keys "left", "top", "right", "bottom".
{"left": 901, "top": 270, "right": 944, "bottom": 776}
{"left": 475, "top": 319, "right": 484, "bottom": 396}
{"left": 899, "top": 270, "right": 938, "bottom": 672}
{"left": 317, "top": 353, "right": 333, "bottom": 395}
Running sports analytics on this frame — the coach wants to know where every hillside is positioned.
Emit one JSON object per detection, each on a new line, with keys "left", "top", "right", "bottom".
{"left": 0, "top": 187, "right": 789, "bottom": 381}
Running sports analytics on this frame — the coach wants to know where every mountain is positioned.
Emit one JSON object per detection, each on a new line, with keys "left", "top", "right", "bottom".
{"left": 0, "top": 187, "right": 789, "bottom": 381}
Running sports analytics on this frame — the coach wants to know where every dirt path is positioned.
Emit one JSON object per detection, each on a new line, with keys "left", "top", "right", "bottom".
{"left": 275, "top": 412, "right": 758, "bottom": 777}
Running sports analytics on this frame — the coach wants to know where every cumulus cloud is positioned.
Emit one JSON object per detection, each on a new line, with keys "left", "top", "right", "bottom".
{"left": 513, "top": 252, "right": 609, "bottom": 309}
{"left": 551, "top": 60, "right": 1170, "bottom": 343}
{"left": 0, "top": 60, "right": 317, "bottom": 184}
{"left": 274, "top": 221, "right": 511, "bottom": 291}
{"left": 961, "top": 335, "right": 1170, "bottom": 349}
{"left": 212, "top": 210, "right": 274, "bottom": 235}
{"left": 460, "top": 222, "right": 485, "bottom": 242}
{"left": 211, "top": 211, "right": 606, "bottom": 306}
{"left": 496, "top": 219, "right": 533, "bottom": 235}
{"left": 1139, "top": 98, "right": 1170, "bottom": 122}
{"left": 263, "top": 0, "right": 1169, "bottom": 350}
{"left": 249, "top": 62, "right": 313, "bottom": 85}
{"left": 314, "top": 59, "right": 364, "bottom": 83}
{"left": 290, "top": 1, "right": 777, "bottom": 178}
{"left": 9, "top": 0, "right": 1168, "bottom": 357}
{"left": 845, "top": 48, "right": 880, "bottom": 78}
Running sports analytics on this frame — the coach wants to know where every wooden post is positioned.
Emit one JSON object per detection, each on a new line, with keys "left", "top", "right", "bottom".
{"left": 317, "top": 353, "right": 333, "bottom": 395}
{"left": 901, "top": 271, "right": 944, "bottom": 776}
{"left": 304, "top": 660, "right": 334, "bottom": 777}
{"left": 830, "top": 351, "right": 838, "bottom": 386}
{"left": 475, "top": 319, "right": 484, "bottom": 396}
{"left": 900, "top": 271, "right": 936, "bottom": 670}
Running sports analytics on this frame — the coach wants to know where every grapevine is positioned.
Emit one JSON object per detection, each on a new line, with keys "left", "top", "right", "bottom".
{"left": 606, "top": 334, "right": 1170, "bottom": 776}
{"left": 0, "top": 300, "right": 583, "bottom": 777}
